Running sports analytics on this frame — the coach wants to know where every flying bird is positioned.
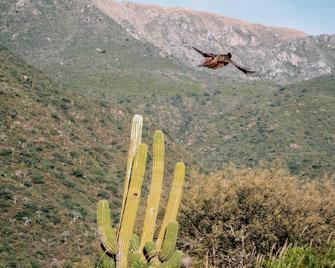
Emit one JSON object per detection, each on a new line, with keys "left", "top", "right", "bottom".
{"left": 193, "top": 47, "right": 255, "bottom": 74}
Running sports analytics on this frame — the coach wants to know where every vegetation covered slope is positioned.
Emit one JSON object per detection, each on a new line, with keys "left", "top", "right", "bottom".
{"left": 114, "top": 75, "right": 335, "bottom": 178}
{"left": 0, "top": 47, "right": 123, "bottom": 267}
{"left": 0, "top": 0, "right": 217, "bottom": 95}
{"left": 0, "top": 48, "right": 187, "bottom": 267}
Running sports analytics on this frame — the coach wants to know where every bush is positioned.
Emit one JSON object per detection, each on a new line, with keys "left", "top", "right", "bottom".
{"left": 97, "top": 190, "right": 109, "bottom": 199}
{"left": 31, "top": 174, "right": 44, "bottom": 184}
{"left": 179, "top": 166, "right": 335, "bottom": 267}
{"left": 71, "top": 169, "right": 84, "bottom": 178}
{"left": 261, "top": 243, "right": 335, "bottom": 268}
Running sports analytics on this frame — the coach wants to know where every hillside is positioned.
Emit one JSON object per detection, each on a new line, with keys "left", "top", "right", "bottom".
{"left": 0, "top": 0, "right": 219, "bottom": 95}
{"left": 116, "top": 75, "right": 335, "bottom": 177}
{"left": 0, "top": 47, "right": 124, "bottom": 267}
{"left": 0, "top": 48, "right": 187, "bottom": 267}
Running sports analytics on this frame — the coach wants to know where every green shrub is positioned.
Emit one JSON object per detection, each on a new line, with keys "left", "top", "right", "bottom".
{"left": 0, "top": 148, "right": 12, "bottom": 157}
{"left": 97, "top": 190, "right": 109, "bottom": 199}
{"left": 62, "top": 179, "right": 75, "bottom": 188}
{"left": 71, "top": 169, "right": 84, "bottom": 178}
{"left": 262, "top": 243, "right": 335, "bottom": 268}
{"left": 31, "top": 174, "right": 44, "bottom": 184}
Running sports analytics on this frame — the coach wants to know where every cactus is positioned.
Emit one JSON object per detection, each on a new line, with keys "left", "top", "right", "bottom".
{"left": 100, "top": 252, "right": 116, "bottom": 268}
{"left": 156, "top": 163, "right": 185, "bottom": 249}
{"left": 130, "top": 234, "right": 140, "bottom": 252}
{"left": 158, "top": 222, "right": 179, "bottom": 262}
{"left": 118, "top": 143, "right": 148, "bottom": 267}
{"left": 97, "top": 200, "right": 118, "bottom": 255}
{"left": 130, "top": 252, "right": 147, "bottom": 268}
{"left": 140, "top": 130, "right": 165, "bottom": 251}
{"left": 144, "top": 241, "right": 157, "bottom": 260}
{"left": 120, "top": 114, "right": 143, "bottom": 230}
{"left": 158, "top": 251, "right": 183, "bottom": 268}
{"left": 96, "top": 115, "right": 186, "bottom": 268}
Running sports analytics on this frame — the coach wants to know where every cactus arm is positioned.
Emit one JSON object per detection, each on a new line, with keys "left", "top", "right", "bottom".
{"left": 130, "top": 252, "right": 147, "bottom": 268}
{"left": 140, "top": 131, "right": 165, "bottom": 251}
{"left": 97, "top": 200, "right": 118, "bottom": 255}
{"left": 119, "top": 114, "right": 143, "bottom": 231}
{"left": 118, "top": 143, "right": 148, "bottom": 268}
{"left": 130, "top": 234, "right": 140, "bottom": 252}
{"left": 144, "top": 240, "right": 157, "bottom": 261}
{"left": 158, "top": 250, "right": 183, "bottom": 268}
{"left": 158, "top": 222, "right": 179, "bottom": 262}
{"left": 156, "top": 162, "right": 185, "bottom": 249}
{"left": 99, "top": 252, "right": 116, "bottom": 268}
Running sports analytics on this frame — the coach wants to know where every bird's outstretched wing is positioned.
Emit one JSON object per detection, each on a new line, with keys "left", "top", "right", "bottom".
{"left": 192, "top": 47, "right": 215, "bottom": 58}
{"left": 228, "top": 59, "right": 256, "bottom": 74}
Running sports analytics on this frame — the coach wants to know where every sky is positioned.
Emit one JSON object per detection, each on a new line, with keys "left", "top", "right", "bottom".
{"left": 127, "top": 0, "right": 335, "bottom": 35}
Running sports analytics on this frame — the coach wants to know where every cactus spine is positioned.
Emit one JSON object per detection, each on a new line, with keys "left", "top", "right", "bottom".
{"left": 96, "top": 115, "right": 186, "bottom": 268}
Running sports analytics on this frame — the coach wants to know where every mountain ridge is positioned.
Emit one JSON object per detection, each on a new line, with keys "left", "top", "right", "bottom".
{"left": 1, "top": 0, "right": 334, "bottom": 84}
{"left": 94, "top": 0, "right": 335, "bottom": 83}
{"left": 100, "top": 0, "right": 307, "bottom": 40}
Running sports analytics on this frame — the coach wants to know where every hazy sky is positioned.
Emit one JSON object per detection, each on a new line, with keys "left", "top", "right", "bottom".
{"left": 128, "top": 0, "right": 335, "bottom": 35}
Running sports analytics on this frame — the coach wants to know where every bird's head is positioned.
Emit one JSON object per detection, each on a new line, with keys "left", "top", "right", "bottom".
{"left": 227, "top": 52, "right": 232, "bottom": 58}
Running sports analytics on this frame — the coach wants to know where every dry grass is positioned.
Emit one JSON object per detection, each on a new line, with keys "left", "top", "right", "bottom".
{"left": 179, "top": 165, "right": 335, "bottom": 267}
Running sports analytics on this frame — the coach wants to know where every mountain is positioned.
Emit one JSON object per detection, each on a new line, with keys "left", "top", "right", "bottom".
{"left": 1, "top": 0, "right": 335, "bottom": 87}
{"left": 94, "top": 0, "right": 335, "bottom": 83}
{"left": 0, "top": 0, "right": 217, "bottom": 95}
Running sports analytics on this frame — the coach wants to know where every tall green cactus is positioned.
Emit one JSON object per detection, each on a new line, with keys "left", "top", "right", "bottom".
{"left": 120, "top": 114, "right": 143, "bottom": 230}
{"left": 140, "top": 130, "right": 165, "bottom": 251}
{"left": 96, "top": 115, "right": 186, "bottom": 268}
{"left": 156, "top": 163, "right": 185, "bottom": 249}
